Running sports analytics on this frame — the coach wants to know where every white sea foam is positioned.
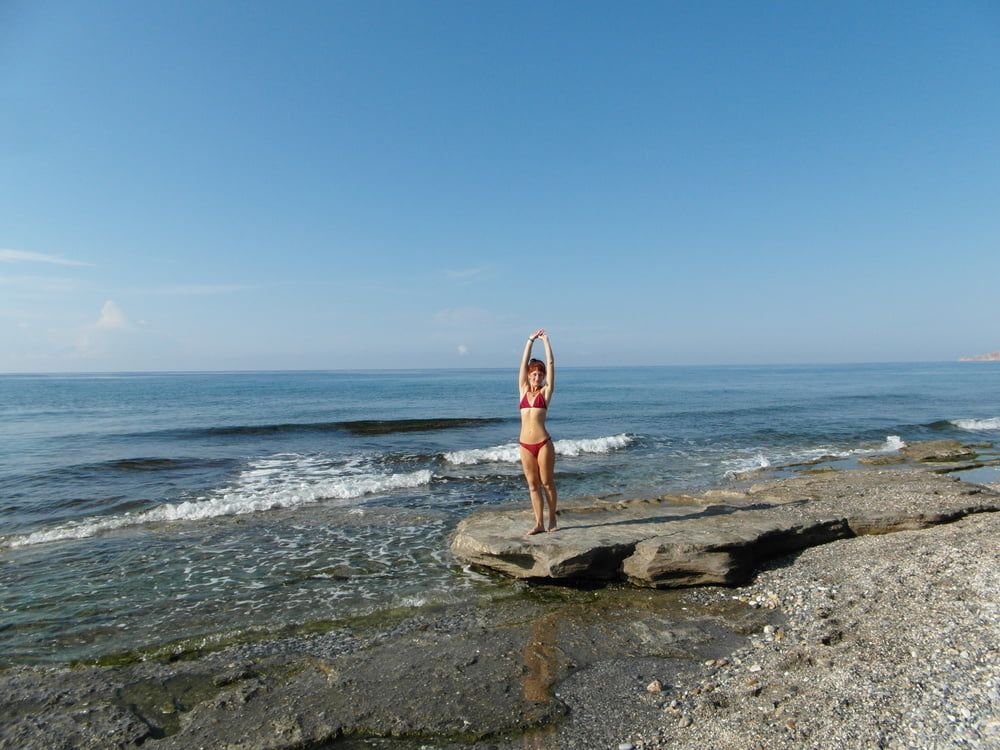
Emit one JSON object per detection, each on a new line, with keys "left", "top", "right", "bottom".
{"left": 443, "top": 433, "right": 635, "bottom": 465}
{"left": 397, "top": 595, "right": 428, "bottom": 608}
{"left": 847, "top": 435, "right": 906, "bottom": 455}
{"left": 722, "top": 453, "right": 771, "bottom": 478}
{"left": 3, "top": 454, "right": 432, "bottom": 549}
{"left": 722, "top": 435, "right": 904, "bottom": 479}
{"left": 950, "top": 418, "right": 1000, "bottom": 432}
{"left": 882, "top": 435, "right": 906, "bottom": 451}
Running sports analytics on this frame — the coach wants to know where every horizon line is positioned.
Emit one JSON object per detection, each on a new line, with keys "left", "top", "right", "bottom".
{"left": 0, "top": 359, "right": 972, "bottom": 376}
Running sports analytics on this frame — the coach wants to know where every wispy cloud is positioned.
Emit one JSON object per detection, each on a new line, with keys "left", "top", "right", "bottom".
{"left": 433, "top": 307, "right": 498, "bottom": 325}
{"left": 154, "top": 284, "right": 251, "bottom": 296}
{"left": 457, "top": 344, "right": 469, "bottom": 356}
{"left": 0, "top": 275, "right": 83, "bottom": 292}
{"left": 444, "top": 267, "right": 488, "bottom": 282}
{"left": 0, "top": 249, "right": 93, "bottom": 267}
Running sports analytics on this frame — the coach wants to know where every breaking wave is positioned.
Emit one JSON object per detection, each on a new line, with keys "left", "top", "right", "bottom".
{"left": 950, "top": 418, "right": 1000, "bottom": 432}
{"left": 2, "top": 454, "right": 432, "bottom": 549}
{"left": 443, "top": 434, "right": 635, "bottom": 465}
{"left": 880, "top": 435, "right": 906, "bottom": 451}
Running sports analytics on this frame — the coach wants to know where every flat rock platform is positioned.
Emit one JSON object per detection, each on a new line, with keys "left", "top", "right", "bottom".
{"left": 451, "top": 467, "right": 1000, "bottom": 586}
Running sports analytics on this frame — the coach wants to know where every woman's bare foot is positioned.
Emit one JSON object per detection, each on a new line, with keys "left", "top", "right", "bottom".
{"left": 527, "top": 526, "right": 546, "bottom": 536}
{"left": 547, "top": 524, "right": 558, "bottom": 533}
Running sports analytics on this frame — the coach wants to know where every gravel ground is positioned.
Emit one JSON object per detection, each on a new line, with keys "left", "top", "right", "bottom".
{"left": 616, "top": 508, "right": 1000, "bottom": 750}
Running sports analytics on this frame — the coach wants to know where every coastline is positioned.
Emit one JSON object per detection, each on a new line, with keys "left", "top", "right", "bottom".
{"left": 1, "top": 455, "right": 998, "bottom": 749}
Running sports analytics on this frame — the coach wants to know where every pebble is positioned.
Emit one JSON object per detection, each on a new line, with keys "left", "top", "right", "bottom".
{"left": 646, "top": 679, "right": 663, "bottom": 693}
{"left": 618, "top": 744, "right": 634, "bottom": 750}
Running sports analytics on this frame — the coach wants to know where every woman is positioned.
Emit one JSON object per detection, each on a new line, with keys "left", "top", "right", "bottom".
{"left": 518, "top": 329, "right": 557, "bottom": 535}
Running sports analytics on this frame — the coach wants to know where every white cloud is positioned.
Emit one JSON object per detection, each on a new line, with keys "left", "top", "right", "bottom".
{"left": 457, "top": 344, "right": 469, "bottom": 356}
{"left": 0, "top": 249, "right": 92, "bottom": 266}
{"left": 96, "top": 300, "right": 128, "bottom": 329}
{"left": 76, "top": 301, "right": 132, "bottom": 355}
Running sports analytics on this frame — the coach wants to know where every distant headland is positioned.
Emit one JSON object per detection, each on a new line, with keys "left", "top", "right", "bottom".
{"left": 959, "top": 351, "right": 1000, "bottom": 361}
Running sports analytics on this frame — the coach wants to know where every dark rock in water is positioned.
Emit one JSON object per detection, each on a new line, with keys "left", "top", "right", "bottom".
{"left": 899, "top": 440, "right": 977, "bottom": 463}
{"left": 338, "top": 417, "right": 503, "bottom": 435}
{"left": 451, "top": 467, "right": 1000, "bottom": 587}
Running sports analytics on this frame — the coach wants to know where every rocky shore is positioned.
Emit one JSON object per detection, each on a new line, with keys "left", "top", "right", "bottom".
{"left": 619, "top": 501, "right": 999, "bottom": 750}
{"left": 450, "top": 440, "right": 1000, "bottom": 588}
{"left": 1, "top": 442, "right": 998, "bottom": 749}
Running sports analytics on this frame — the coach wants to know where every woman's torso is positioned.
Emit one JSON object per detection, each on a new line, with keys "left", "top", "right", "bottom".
{"left": 519, "top": 389, "right": 550, "bottom": 442}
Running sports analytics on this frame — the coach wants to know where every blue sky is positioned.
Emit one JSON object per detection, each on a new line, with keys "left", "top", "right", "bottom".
{"left": 2, "top": 1, "right": 998, "bottom": 371}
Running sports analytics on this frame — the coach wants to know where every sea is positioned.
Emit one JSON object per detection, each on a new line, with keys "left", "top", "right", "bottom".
{"left": 2, "top": 364, "right": 999, "bottom": 667}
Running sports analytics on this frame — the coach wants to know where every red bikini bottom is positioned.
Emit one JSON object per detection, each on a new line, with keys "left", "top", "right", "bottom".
{"left": 519, "top": 437, "right": 551, "bottom": 457}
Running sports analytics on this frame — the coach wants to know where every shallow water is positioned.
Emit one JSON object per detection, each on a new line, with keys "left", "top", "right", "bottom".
{"left": 1, "top": 364, "right": 998, "bottom": 664}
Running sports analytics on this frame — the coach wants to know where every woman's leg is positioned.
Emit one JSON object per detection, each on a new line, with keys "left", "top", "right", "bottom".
{"left": 520, "top": 447, "right": 545, "bottom": 534}
{"left": 537, "top": 441, "right": 558, "bottom": 531}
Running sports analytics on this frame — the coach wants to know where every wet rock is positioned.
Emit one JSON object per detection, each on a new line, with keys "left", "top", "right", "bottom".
{"left": 212, "top": 663, "right": 258, "bottom": 687}
{"left": 900, "top": 440, "right": 977, "bottom": 463}
{"left": 857, "top": 454, "right": 905, "bottom": 466}
{"left": 0, "top": 666, "right": 153, "bottom": 749}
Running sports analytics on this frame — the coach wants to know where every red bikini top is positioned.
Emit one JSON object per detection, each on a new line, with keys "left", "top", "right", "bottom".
{"left": 519, "top": 391, "right": 548, "bottom": 409}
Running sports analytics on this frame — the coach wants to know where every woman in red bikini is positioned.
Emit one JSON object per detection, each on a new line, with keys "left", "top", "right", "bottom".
{"left": 519, "top": 329, "right": 557, "bottom": 535}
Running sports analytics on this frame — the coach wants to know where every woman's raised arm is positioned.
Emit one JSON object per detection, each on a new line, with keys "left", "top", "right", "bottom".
{"left": 540, "top": 332, "right": 555, "bottom": 396}
{"left": 519, "top": 329, "right": 545, "bottom": 391}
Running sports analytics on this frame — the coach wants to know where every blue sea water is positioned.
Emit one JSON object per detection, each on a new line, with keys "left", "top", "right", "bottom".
{"left": 1, "top": 364, "right": 998, "bottom": 665}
